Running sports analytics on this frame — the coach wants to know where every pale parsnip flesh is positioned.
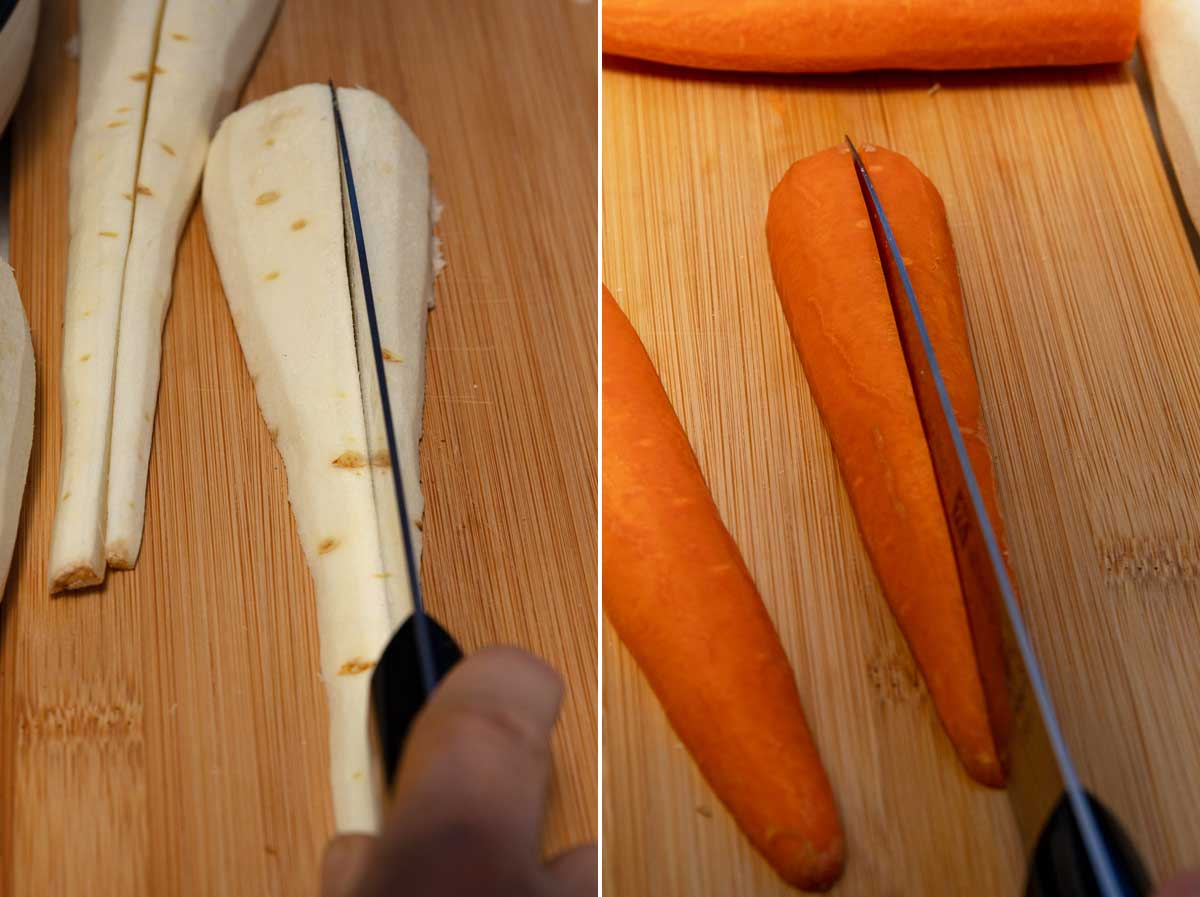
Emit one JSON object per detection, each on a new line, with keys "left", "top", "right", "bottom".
{"left": 1142, "top": 0, "right": 1200, "bottom": 228}
{"left": 106, "top": 0, "right": 278, "bottom": 568}
{"left": 1, "top": 262, "right": 35, "bottom": 593}
{"left": 49, "top": 0, "right": 162, "bottom": 590}
{"left": 202, "top": 84, "right": 435, "bottom": 831}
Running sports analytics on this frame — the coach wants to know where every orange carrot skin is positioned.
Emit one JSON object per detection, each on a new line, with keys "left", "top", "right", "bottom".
{"left": 603, "top": 0, "right": 1138, "bottom": 73}
{"left": 603, "top": 288, "right": 844, "bottom": 890}
{"left": 766, "top": 145, "right": 1011, "bottom": 787}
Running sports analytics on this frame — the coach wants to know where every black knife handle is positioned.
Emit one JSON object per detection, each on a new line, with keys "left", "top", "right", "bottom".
{"left": 370, "top": 614, "right": 463, "bottom": 791}
{"left": 1025, "top": 791, "right": 1152, "bottom": 897}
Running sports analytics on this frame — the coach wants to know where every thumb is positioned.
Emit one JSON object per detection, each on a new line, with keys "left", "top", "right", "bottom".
{"left": 546, "top": 843, "right": 598, "bottom": 897}
{"left": 320, "top": 835, "right": 375, "bottom": 897}
{"left": 1159, "top": 871, "right": 1200, "bottom": 897}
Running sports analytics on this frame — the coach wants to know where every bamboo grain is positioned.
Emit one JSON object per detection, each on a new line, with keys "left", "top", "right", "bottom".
{"left": 603, "top": 58, "right": 1200, "bottom": 895}
{"left": 0, "top": 2, "right": 598, "bottom": 894}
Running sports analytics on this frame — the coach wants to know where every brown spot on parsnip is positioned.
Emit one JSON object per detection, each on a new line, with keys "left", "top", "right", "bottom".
{"left": 136, "top": 184, "right": 153, "bottom": 197}
{"left": 263, "top": 271, "right": 280, "bottom": 281}
{"left": 98, "top": 231, "right": 118, "bottom": 238}
{"left": 318, "top": 537, "right": 340, "bottom": 555}
{"left": 158, "top": 141, "right": 176, "bottom": 156}
{"left": 170, "top": 32, "right": 189, "bottom": 41}
{"left": 332, "top": 451, "right": 368, "bottom": 469}
{"left": 290, "top": 219, "right": 307, "bottom": 231}
{"left": 415, "top": 518, "right": 424, "bottom": 532}
{"left": 79, "top": 354, "right": 91, "bottom": 362}
{"left": 255, "top": 191, "right": 280, "bottom": 206}
{"left": 116, "top": 105, "right": 131, "bottom": 113}
{"left": 121, "top": 193, "right": 133, "bottom": 201}
{"left": 264, "top": 137, "right": 275, "bottom": 147}
{"left": 131, "top": 71, "right": 149, "bottom": 82}
{"left": 338, "top": 658, "right": 375, "bottom": 676}
{"left": 153, "top": 65, "right": 166, "bottom": 74}
{"left": 371, "top": 451, "right": 391, "bottom": 468}
{"left": 267, "top": 425, "right": 279, "bottom": 441}
{"left": 382, "top": 349, "right": 401, "bottom": 362}
{"left": 62, "top": 492, "right": 71, "bottom": 501}
{"left": 106, "top": 120, "right": 128, "bottom": 128}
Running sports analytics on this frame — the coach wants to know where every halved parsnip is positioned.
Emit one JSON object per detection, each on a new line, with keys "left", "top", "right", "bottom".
{"left": 49, "top": 0, "right": 163, "bottom": 590}
{"left": 106, "top": 0, "right": 279, "bottom": 568}
{"left": 337, "top": 86, "right": 436, "bottom": 623}
{"left": 202, "top": 84, "right": 436, "bottom": 831}
{"left": 1, "top": 262, "right": 35, "bottom": 593}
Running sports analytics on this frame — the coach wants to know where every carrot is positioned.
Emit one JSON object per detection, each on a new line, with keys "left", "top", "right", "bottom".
{"left": 765, "top": 144, "right": 1014, "bottom": 787}
{"left": 603, "top": 0, "right": 1137, "bottom": 73}
{"left": 602, "top": 288, "right": 844, "bottom": 891}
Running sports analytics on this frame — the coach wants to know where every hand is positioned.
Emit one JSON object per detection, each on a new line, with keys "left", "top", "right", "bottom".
{"left": 320, "top": 647, "right": 597, "bottom": 897}
{"left": 1159, "top": 870, "right": 1200, "bottom": 897}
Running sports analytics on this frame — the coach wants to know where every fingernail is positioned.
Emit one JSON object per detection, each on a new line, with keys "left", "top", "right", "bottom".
{"left": 320, "top": 835, "right": 373, "bottom": 897}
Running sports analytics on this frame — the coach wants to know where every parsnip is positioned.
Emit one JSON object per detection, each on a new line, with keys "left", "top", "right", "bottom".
{"left": 106, "top": 0, "right": 278, "bottom": 568}
{"left": 49, "top": 0, "right": 276, "bottom": 588}
{"left": 202, "top": 84, "right": 437, "bottom": 831}
{"left": 0, "top": 0, "right": 39, "bottom": 137}
{"left": 1142, "top": 0, "right": 1200, "bottom": 228}
{"left": 49, "top": 0, "right": 162, "bottom": 590}
{"left": 1, "top": 262, "right": 35, "bottom": 593}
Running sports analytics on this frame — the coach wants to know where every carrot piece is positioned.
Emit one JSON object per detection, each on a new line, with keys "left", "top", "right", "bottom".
{"left": 603, "top": 0, "right": 1137, "bottom": 73}
{"left": 602, "top": 288, "right": 844, "bottom": 890}
{"left": 766, "top": 144, "right": 1013, "bottom": 787}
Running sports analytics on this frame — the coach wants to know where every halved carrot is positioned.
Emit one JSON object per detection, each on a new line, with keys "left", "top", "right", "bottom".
{"left": 766, "top": 144, "right": 1013, "bottom": 787}
{"left": 603, "top": 288, "right": 844, "bottom": 890}
{"left": 603, "top": 0, "right": 1138, "bottom": 73}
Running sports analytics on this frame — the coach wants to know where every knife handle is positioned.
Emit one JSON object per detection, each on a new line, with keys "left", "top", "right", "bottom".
{"left": 370, "top": 614, "right": 463, "bottom": 791}
{"left": 1025, "top": 791, "right": 1152, "bottom": 897}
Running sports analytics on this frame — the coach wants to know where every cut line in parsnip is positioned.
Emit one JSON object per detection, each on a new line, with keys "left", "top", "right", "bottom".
{"left": 48, "top": 0, "right": 277, "bottom": 590}
{"left": 202, "top": 84, "right": 438, "bottom": 831}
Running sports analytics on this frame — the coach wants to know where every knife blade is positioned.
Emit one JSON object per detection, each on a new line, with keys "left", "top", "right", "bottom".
{"left": 845, "top": 137, "right": 1150, "bottom": 897}
{"left": 331, "top": 82, "right": 461, "bottom": 791}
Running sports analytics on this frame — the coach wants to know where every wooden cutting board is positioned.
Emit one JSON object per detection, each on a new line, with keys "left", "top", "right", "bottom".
{"left": 603, "top": 58, "right": 1200, "bottom": 896}
{"left": 0, "top": 1, "right": 597, "bottom": 894}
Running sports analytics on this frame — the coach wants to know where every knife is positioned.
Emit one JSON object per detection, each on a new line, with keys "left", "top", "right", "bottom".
{"left": 331, "top": 83, "right": 462, "bottom": 792}
{"left": 845, "top": 137, "right": 1151, "bottom": 897}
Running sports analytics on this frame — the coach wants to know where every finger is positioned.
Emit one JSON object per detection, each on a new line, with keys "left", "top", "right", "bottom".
{"left": 387, "top": 646, "right": 564, "bottom": 859}
{"left": 1159, "top": 871, "right": 1200, "bottom": 897}
{"left": 320, "top": 835, "right": 375, "bottom": 897}
{"left": 545, "top": 843, "right": 598, "bottom": 897}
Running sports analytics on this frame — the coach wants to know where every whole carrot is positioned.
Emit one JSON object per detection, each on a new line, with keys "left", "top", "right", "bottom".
{"left": 603, "top": 0, "right": 1137, "bottom": 73}
{"left": 766, "top": 145, "right": 1013, "bottom": 787}
{"left": 603, "top": 288, "right": 844, "bottom": 890}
